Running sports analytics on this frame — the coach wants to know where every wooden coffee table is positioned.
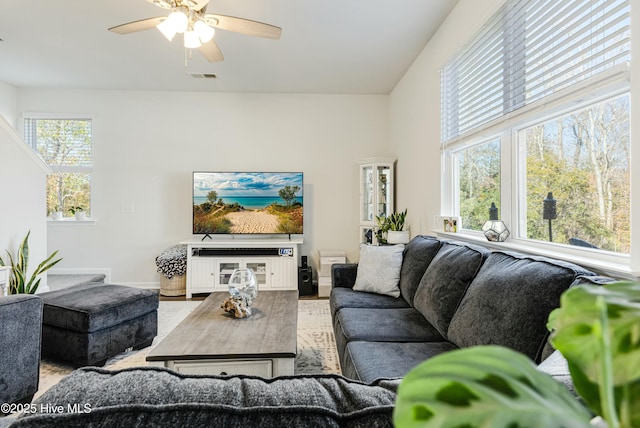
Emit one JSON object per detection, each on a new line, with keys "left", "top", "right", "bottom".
{"left": 147, "top": 290, "right": 298, "bottom": 377}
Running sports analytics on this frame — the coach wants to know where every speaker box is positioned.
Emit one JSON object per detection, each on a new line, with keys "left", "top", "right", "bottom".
{"left": 298, "top": 266, "right": 314, "bottom": 296}
{"left": 301, "top": 255, "right": 308, "bottom": 268}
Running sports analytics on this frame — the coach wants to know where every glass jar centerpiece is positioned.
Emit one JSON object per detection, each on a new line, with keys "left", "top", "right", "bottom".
{"left": 221, "top": 268, "right": 258, "bottom": 318}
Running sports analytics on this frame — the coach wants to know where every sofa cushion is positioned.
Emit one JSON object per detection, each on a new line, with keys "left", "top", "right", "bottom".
{"left": 41, "top": 283, "right": 159, "bottom": 333}
{"left": 354, "top": 244, "right": 404, "bottom": 298}
{"left": 335, "top": 308, "right": 443, "bottom": 345}
{"left": 333, "top": 308, "right": 443, "bottom": 370}
{"left": 537, "top": 350, "right": 575, "bottom": 395}
{"left": 398, "top": 236, "right": 443, "bottom": 305}
{"left": 446, "top": 251, "right": 595, "bottom": 362}
{"left": 343, "top": 341, "right": 458, "bottom": 383}
{"left": 329, "top": 287, "right": 410, "bottom": 320}
{"left": 412, "top": 241, "right": 490, "bottom": 336}
{"left": 14, "top": 367, "right": 399, "bottom": 428}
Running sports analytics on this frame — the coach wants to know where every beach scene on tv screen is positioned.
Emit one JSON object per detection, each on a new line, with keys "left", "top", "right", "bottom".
{"left": 193, "top": 172, "right": 303, "bottom": 234}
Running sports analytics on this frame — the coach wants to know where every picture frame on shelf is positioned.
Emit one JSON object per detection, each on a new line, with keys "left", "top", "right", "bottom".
{"left": 434, "top": 216, "right": 461, "bottom": 233}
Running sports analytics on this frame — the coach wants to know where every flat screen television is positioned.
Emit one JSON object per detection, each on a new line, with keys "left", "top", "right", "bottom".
{"left": 193, "top": 171, "right": 303, "bottom": 235}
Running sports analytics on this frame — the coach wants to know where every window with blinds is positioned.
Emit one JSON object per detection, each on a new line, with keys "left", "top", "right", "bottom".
{"left": 23, "top": 117, "right": 93, "bottom": 217}
{"left": 441, "top": 0, "right": 630, "bottom": 143}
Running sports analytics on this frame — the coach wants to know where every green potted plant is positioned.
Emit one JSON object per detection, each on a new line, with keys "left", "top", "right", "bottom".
{"left": 0, "top": 230, "right": 62, "bottom": 294}
{"left": 394, "top": 281, "right": 640, "bottom": 428}
{"left": 382, "top": 209, "right": 409, "bottom": 244}
{"left": 69, "top": 206, "right": 86, "bottom": 221}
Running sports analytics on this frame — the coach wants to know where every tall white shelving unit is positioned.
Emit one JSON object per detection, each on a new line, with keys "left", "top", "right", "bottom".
{"left": 358, "top": 157, "right": 396, "bottom": 245}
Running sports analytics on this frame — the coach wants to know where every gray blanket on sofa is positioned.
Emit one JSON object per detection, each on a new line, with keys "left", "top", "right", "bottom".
{"left": 2, "top": 366, "right": 400, "bottom": 427}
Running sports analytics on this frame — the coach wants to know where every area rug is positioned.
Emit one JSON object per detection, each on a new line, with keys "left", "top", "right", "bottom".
{"left": 37, "top": 299, "right": 340, "bottom": 398}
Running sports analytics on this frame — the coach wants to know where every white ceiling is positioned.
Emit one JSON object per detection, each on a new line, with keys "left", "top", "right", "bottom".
{"left": 0, "top": 0, "right": 458, "bottom": 94}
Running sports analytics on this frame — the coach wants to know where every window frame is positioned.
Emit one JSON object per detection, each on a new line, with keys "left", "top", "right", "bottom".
{"left": 441, "top": 71, "right": 632, "bottom": 278}
{"left": 447, "top": 134, "right": 504, "bottom": 231}
{"left": 514, "top": 88, "right": 631, "bottom": 251}
{"left": 21, "top": 112, "right": 95, "bottom": 223}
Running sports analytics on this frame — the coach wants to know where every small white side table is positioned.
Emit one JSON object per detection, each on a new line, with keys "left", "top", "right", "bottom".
{"left": 0, "top": 265, "right": 10, "bottom": 296}
{"left": 317, "top": 250, "right": 347, "bottom": 298}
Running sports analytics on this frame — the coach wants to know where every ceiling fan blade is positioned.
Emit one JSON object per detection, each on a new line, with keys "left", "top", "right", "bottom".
{"left": 108, "top": 17, "right": 165, "bottom": 35}
{"left": 204, "top": 14, "right": 282, "bottom": 39}
{"left": 144, "top": 0, "right": 176, "bottom": 9}
{"left": 199, "top": 39, "right": 224, "bottom": 62}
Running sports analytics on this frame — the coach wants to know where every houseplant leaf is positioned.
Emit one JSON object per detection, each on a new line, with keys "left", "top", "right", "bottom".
{"left": 2, "top": 230, "right": 63, "bottom": 294}
{"left": 548, "top": 281, "right": 640, "bottom": 428}
{"left": 394, "top": 345, "right": 592, "bottom": 428}
{"left": 25, "top": 250, "right": 62, "bottom": 293}
{"left": 388, "top": 209, "right": 407, "bottom": 231}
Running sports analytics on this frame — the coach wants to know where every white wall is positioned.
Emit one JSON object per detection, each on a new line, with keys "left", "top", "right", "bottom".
{"left": 0, "top": 82, "right": 17, "bottom": 127}
{"left": 0, "top": 114, "right": 50, "bottom": 290}
{"left": 17, "top": 89, "right": 389, "bottom": 286}
{"left": 389, "top": 0, "right": 510, "bottom": 236}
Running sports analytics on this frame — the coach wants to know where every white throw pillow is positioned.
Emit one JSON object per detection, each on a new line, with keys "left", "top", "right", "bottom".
{"left": 353, "top": 244, "right": 404, "bottom": 298}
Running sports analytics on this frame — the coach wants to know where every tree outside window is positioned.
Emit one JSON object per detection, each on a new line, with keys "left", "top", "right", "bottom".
{"left": 457, "top": 138, "right": 501, "bottom": 231}
{"left": 24, "top": 118, "right": 92, "bottom": 217}
{"left": 523, "top": 93, "right": 630, "bottom": 253}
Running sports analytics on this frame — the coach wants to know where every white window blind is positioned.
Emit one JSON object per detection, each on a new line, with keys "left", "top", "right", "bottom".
{"left": 24, "top": 118, "right": 92, "bottom": 169}
{"left": 441, "top": 0, "right": 630, "bottom": 143}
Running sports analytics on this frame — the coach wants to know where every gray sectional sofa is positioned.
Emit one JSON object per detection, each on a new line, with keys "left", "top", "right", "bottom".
{"left": 0, "top": 367, "right": 399, "bottom": 427}
{"left": 0, "top": 295, "right": 43, "bottom": 408}
{"left": 330, "top": 235, "right": 608, "bottom": 383}
{"left": 0, "top": 235, "right": 610, "bottom": 427}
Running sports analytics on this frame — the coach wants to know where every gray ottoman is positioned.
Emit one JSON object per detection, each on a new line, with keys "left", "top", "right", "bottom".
{"left": 40, "top": 283, "right": 158, "bottom": 367}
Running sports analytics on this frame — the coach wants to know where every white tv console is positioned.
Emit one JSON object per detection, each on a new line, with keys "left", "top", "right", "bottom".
{"left": 182, "top": 238, "right": 303, "bottom": 299}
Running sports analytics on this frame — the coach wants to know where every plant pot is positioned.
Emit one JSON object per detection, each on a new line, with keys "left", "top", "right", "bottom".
{"left": 387, "top": 230, "right": 410, "bottom": 244}
{"left": 74, "top": 212, "right": 86, "bottom": 221}
{"left": 52, "top": 211, "right": 63, "bottom": 221}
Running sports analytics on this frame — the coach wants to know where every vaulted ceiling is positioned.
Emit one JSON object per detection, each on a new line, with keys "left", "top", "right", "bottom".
{"left": 0, "top": 0, "right": 458, "bottom": 94}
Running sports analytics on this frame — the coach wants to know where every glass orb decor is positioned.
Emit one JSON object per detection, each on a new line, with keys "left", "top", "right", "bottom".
{"left": 228, "top": 268, "right": 259, "bottom": 306}
{"left": 482, "top": 220, "right": 510, "bottom": 242}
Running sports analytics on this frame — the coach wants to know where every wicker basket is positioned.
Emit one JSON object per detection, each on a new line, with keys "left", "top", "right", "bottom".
{"left": 159, "top": 274, "right": 186, "bottom": 297}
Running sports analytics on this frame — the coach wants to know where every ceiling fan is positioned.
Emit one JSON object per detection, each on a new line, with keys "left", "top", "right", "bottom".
{"left": 108, "top": 0, "right": 282, "bottom": 63}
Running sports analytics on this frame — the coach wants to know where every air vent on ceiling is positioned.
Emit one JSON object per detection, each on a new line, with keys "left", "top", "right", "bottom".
{"left": 189, "top": 73, "right": 217, "bottom": 79}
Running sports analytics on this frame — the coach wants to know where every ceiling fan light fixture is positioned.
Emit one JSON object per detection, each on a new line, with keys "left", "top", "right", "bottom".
{"left": 167, "top": 10, "right": 188, "bottom": 34}
{"left": 184, "top": 30, "right": 202, "bottom": 48}
{"left": 157, "top": 19, "right": 178, "bottom": 41}
{"left": 194, "top": 20, "right": 215, "bottom": 43}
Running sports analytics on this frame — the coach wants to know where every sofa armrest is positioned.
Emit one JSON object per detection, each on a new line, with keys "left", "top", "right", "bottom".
{"left": 331, "top": 263, "right": 358, "bottom": 289}
{"left": 0, "top": 294, "right": 43, "bottom": 407}
{"left": 573, "top": 274, "right": 617, "bottom": 285}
